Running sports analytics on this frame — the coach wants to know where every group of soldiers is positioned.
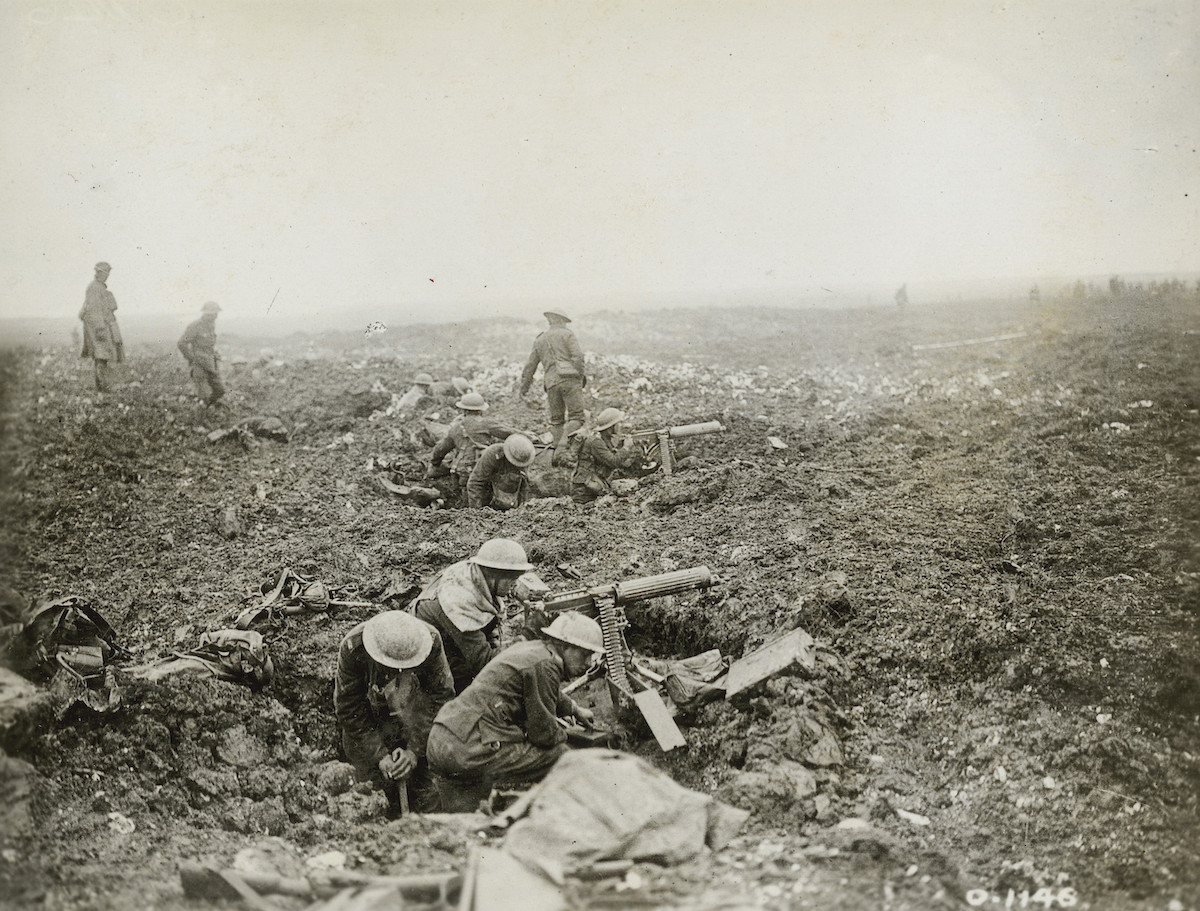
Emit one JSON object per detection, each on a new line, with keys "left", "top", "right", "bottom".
{"left": 427, "top": 307, "right": 641, "bottom": 507}
{"left": 77, "top": 264, "right": 660, "bottom": 815}
{"left": 79, "top": 264, "right": 639, "bottom": 504}
{"left": 335, "top": 538, "right": 601, "bottom": 815}
{"left": 78, "top": 261, "right": 225, "bottom": 405}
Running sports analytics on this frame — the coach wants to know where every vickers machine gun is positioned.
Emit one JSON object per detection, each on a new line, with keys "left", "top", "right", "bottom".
{"left": 628, "top": 420, "right": 725, "bottom": 475}
{"left": 517, "top": 566, "right": 719, "bottom": 751}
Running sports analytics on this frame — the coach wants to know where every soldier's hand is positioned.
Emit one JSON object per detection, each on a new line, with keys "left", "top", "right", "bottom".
{"left": 574, "top": 705, "right": 596, "bottom": 727}
{"left": 383, "top": 748, "right": 417, "bottom": 780}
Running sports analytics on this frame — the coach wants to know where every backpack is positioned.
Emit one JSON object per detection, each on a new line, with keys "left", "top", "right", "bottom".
{"left": 555, "top": 428, "right": 590, "bottom": 471}
{"left": 3, "top": 596, "right": 124, "bottom": 683}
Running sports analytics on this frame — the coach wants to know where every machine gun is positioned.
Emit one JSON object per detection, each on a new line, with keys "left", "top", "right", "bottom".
{"left": 627, "top": 420, "right": 725, "bottom": 475}
{"left": 519, "top": 566, "right": 719, "bottom": 751}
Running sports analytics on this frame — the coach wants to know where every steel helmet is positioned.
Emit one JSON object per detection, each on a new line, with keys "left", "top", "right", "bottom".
{"left": 414, "top": 372, "right": 434, "bottom": 386}
{"left": 502, "top": 433, "right": 536, "bottom": 468}
{"left": 452, "top": 377, "right": 471, "bottom": 395}
{"left": 472, "top": 538, "right": 534, "bottom": 572}
{"left": 201, "top": 301, "right": 221, "bottom": 314}
{"left": 542, "top": 611, "right": 604, "bottom": 654}
{"left": 362, "top": 611, "right": 433, "bottom": 669}
{"left": 94, "top": 262, "right": 112, "bottom": 272}
{"left": 456, "top": 392, "right": 488, "bottom": 412}
{"left": 595, "top": 407, "right": 626, "bottom": 432}
{"left": 543, "top": 308, "right": 571, "bottom": 323}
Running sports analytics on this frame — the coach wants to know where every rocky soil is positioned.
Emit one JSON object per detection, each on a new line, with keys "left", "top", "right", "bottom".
{"left": 1, "top": 293, "right": 1197, "bottom": 910}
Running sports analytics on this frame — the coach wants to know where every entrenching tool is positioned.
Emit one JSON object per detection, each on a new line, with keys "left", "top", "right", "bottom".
{"left": 628, "top": 420, "right": 725, "bottom": 475}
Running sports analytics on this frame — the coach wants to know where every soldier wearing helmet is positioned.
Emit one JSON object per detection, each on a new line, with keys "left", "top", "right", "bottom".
{"left": 392, "top": 371, "right": 437, "bottom": 414}
{"left": 517, "top": 309, "right": 588, "bottom": 464}
{"left": 427, "top": 393, "right": 520, "bottom": 505}
{"left": 466, "top": 433, "right": 535, "bottom": 510}
{"left": 334, "top": 610, "right": 456, "bottom": 815}
{"left": 410, "top": 538, "right": 533, "bottom": 693}
{"left": 177, "top": 301, "right": 225, "bottom": 406}
{"left": 427, "top": 611, "right": 601, "bottom": 790}
{"left": 79, "top": 261, "right": 124, "bottom": 391}
{"left": 571, "top": 407, "right": 638, "bottom": 503}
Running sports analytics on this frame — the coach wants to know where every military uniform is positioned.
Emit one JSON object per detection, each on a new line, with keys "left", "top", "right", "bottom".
{"left": 334, "top": 618, "right": 456, "bottom": 811}
{"left": 426, "top": 639, "right": 580, "bottom": 786}
{"left": 79, "top": 272, "right": 124, "bottom": 390}
{"left": 518, "top": 325, "right": 587, "bottom": 449}
{"left": 466, "top": 442, "right": 529, "bottom": 510}
{"left": 571, "top": 429, "right": 637, "bottom": 503}
{"left": 177, "top": 316, "right": 224, "bottom": 404}
{"left": 409, "top": 560, "right": 504, "bottom": 693}
{"left": 430, "top": 415, "right": 518, "bottom": 504}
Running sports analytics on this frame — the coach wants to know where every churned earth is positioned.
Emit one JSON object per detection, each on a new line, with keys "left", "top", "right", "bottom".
{"left": 0, "top": 293, "right": 1198, "bottom": 910}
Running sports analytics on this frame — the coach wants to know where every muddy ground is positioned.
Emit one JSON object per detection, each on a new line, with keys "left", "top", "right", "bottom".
{"left": 1, "top": 293, "right": 1198, "bottom": 910}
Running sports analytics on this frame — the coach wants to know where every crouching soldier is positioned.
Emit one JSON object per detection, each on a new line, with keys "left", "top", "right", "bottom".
{"left": 334, "top": 611, "right": 456, "bottom": 816}
{"left": 571, "top": 407, "right": 638, "bottom": 503}
{"left": 426, "top": 611, "right": 602, "bottom": 799}
{"left": 410, "top": 538, "right": 533, "bottom": 693}
{"left": 467, "top": 433, "right": 536, "bottom": 509}
{"left": 427, "top": 393, "right": 519, "bottom": 505}
{"left": 178, "top": 301, "right": 224, "bottom": 406}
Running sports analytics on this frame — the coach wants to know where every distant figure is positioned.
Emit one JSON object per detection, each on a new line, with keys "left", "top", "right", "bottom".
{"left": 894, "top": 284, "right": 908, "bottom": 309}
{"left": 518, "top": 309, "right": 587, "bottom": 464}
{"left": 78, "top": 262, "right": 124, "bottom": 391}
{"left": 1029, "top": 285, "right": 1041, "bottom": 303}
{"left": 177, "top": 302, "right": 224, "bottom": 406}
{"left": 394, "top": 372, "right": 435, "bottom": 413}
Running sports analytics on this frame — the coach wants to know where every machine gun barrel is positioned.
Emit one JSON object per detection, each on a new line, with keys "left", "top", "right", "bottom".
{"left": 664, "top": 420, "right": 725, "bottom": 439}
{"left": 628, "top": 420, "right": 725, "bottom": 475}
{"left": 541, "top": 565, "right": 717, "bottom": 614}
{"left": 612, "top": 565, "right": 716, "bottom": 604}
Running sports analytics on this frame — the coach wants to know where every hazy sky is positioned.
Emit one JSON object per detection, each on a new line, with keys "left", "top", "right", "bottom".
{"left": 1, "top": 0, "right": 1196, "bottom": 329}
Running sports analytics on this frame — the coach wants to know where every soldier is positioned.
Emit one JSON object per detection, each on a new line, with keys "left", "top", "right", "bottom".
{"left": 427, "top": 393, "right": 519, "bottom": 505}
{"left": 466, "top": 433, "right": 535, "bottom": 510}
{"left": 426, "top": 611, "right": 601, "bottom": 791}
{"left": 410, "top": 538, "right": 533, "bottom": 693}
{"left": 177, "top": 301, "right": 224, "bottom": 405}
{"left": 334, "top": 611, "right": 456, "bottom": 815}
{"left": 393, "top": 372, "right": 435, "bottom": 413}
{"left": 518, "top": 309, "right": 587, "bottom": 465}
{"left": 571, "top": 407, "right": 638, "bottom": 503}
{"left": 78, "top": 261, "right": 124, "bottom": 392}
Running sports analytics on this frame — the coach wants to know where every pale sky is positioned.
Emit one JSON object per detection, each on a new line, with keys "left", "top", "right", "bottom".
{"left": 1, "top": 0, "right": 1197, "bottom": 329}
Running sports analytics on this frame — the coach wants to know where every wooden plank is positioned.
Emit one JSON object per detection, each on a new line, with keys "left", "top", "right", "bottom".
{"left": 725, "top": 627, "right": 816, "bottom": 698}
{"left": 632, "top": 688, "right": 687, "bottom": 751}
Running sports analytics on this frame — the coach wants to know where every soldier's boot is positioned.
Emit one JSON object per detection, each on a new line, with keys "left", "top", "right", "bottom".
{"left": 549, "top": 422, "right": 567, "bottom": 466}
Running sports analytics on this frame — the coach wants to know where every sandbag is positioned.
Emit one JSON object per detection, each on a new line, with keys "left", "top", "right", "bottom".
{"left": 496, "top": 749, "right": 748, "bottom": 883}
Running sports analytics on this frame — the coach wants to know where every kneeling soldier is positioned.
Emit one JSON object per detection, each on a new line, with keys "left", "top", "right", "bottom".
{"left": 467, "top": 433, "right": 536, "bottom": 509}
{"left": 571, "top": 407, "right": 638, "bottom": 503}
{"left": 410, "top": 538, "right": 533, "bottom": 693}
{"left": 426, "top": 611, "right": 602, "bottom": 794}
{"left": 334, "top": 611, "right": 456, "bottom": 815}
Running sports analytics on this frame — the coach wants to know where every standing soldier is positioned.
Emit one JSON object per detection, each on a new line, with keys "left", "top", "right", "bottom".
{"left": 427, "top": 393, "right": 519, "bottom": 506}
{"left": 177, "top": 302, "right": 225, "bottom": 406}
{"left": 334, "top": 611, "right": 456, "bottom": 815}
{"left": 409, "top": 538, "right": 533, "bottom": 693}
{"left": 571, "top": 407, "right": 638, "bottom": 503}
{"left": 78, "top": 262, "right": 124, "bottom": 392}
{"left": 467, "top": 433, "right": 536, "bottom": 510}
{"left": 518, "top": 309, "right": 587, "bottom": 465}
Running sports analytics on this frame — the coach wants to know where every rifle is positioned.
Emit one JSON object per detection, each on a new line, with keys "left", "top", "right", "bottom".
{"left": 628, "top": 420, "right": 725, "bottom": 475}
{"left": 526, "top": 566, "right": 719, "bottom": 751}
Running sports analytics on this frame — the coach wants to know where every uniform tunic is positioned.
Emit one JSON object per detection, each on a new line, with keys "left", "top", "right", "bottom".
{"left": 430, "top": 414, "right": 519, "bottom": 481}
{"left": 426, "top": 639, "right": 579, "bottom": 785}
{"left": 466, "top": 442, "right": 528, "bottom": 509}
{"left": 571, "top": 429, "right": 637, "bottom": 501}
{"left": 410, "top": 560, "right": 503, "bottom": 692}
{"left": 334, "top": 618, "right": 456, "bottom": 808}
{"left": 79, "top": 279, "right": 124, "bottom": 364}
